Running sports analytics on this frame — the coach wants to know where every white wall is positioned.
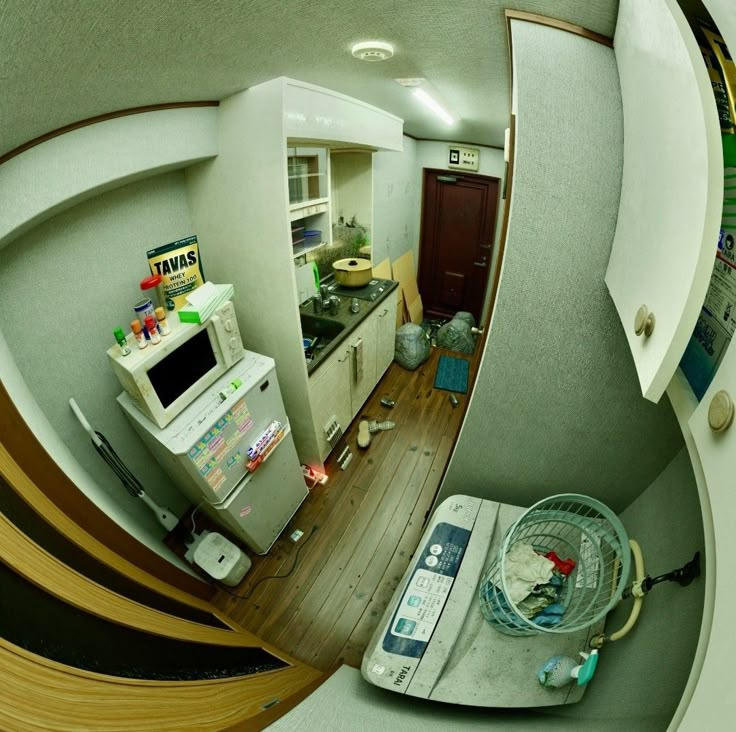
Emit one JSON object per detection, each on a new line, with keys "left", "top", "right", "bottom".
{"left": 546, "top": 448, "right": 705, "bottom": 730}
{"left": 438, "top": 21, "right": 683, "bottom": 512}
{"left": 371, "top": 135, "right": 420, "bottom": 267}
{"left": 0, "top": 172, "right": 198, "bottom": 575}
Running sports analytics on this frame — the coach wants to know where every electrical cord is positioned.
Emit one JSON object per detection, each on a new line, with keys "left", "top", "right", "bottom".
{"left": 216, "top": 526, "right": 318, "bottom": 601}
{"left": 190, "top": 502, "right": 204, "bottom": 536}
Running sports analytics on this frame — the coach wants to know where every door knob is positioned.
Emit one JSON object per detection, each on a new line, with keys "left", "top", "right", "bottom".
{"left": 634, "top": 305, "right": 655, "bottom": 337}
{"left": 473, "top": 256, "right": 488, "bottom": 268}
{"left": 708, "top": 390, "right": 734, "bottom": 433}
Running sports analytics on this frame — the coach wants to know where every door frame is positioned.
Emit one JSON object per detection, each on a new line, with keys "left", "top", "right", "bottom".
{"left": 417, "top": 168, "right": 501, "bottom": 323}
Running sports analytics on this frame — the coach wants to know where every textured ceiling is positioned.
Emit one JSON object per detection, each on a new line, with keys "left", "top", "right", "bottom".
{"left": 0, "top": 1, "right": 618, "bottom": 157}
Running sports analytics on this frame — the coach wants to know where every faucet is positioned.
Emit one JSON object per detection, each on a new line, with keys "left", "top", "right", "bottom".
{"left": 312, "top": 285, "right": 329, "bottom": 314}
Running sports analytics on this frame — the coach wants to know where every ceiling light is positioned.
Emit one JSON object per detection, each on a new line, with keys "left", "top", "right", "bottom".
{"left": 413, "top": 88, "right": 456, "bottom": 125}
{"left": 351, "top": 41, "right": 394, "bottom": 62}
{"left": 394, "top": 77, "right": 425, "bottom": 87}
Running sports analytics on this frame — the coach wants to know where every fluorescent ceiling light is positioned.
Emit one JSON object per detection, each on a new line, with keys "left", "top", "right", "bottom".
{"left": 413, "top": 88, "right": 456, "bottom": 125}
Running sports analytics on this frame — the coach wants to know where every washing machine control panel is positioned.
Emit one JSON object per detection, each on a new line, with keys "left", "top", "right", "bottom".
{"left": 382, "top": 522, "right": 471, "bottom": 659}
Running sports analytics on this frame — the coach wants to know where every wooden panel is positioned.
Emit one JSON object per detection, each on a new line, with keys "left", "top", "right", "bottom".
{"left": 0, "top": 511, "right": 290, "bottom": 653}
{"left": 605, "top": 0, "right": 722, "bottom": 401}
{"left": 0, "top": 638, "right": 321, "bottom": 732}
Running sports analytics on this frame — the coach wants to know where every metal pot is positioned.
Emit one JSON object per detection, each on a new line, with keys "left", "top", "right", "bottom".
{"left": 332, "top": 257, "right": 373, "bottom": 288}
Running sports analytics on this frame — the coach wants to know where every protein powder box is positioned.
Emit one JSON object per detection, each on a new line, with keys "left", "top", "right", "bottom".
{"left": 146, "top": 235, "right": 205, "bottom": 311}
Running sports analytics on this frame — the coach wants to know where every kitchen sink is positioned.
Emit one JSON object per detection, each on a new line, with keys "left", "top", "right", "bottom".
{"left": 300, "top": 314, "right": 345, "bottom": 343}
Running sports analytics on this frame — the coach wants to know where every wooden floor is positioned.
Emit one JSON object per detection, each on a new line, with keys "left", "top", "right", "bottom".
{"left": 213, "top": 347, "right": 475, "bottom": 672}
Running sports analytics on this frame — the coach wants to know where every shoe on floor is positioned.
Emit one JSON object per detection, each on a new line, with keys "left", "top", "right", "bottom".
{"left": 358, "top": 420, "right": 371, "bottom": 448}
{"left": 368, "top": 420, "right": 395, "bottom": 433}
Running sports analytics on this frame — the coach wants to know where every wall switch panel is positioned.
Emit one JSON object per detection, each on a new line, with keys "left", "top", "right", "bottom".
{"left": 448, "top": 146, "right": 480, "bottom": 172}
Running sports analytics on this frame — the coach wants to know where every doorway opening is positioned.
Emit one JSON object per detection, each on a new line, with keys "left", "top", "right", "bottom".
{"left": 418, "top": 169, "right": 500, "bottom": 324}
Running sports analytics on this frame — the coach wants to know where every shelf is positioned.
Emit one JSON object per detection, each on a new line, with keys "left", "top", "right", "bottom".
{"left": 293, "top": 240, "right": 327, "bottom": 259}
{"left": 288, "top": 197, "right": 329, "bottom": 222}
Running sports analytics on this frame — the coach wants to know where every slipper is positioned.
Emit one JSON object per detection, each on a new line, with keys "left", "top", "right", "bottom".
{"left": 358, "top": 420, "right": 371, "bottom": 448}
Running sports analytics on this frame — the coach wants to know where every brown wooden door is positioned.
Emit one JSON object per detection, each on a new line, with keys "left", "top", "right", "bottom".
{"left": 418, "top": 169, "right": 500, "bottom": 322}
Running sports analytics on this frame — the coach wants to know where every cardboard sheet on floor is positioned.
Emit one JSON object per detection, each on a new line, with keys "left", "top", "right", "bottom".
{"left": 392, "top": 250, "right": 423, "bottom": 326}
{"left": 391, "top": 250, "right": 420, "bottom": 306}
{"left": 373, "top": 257, "right": 391, "bottom": 281}
{"left": 408, "top": 294, "right": 424, "bottom": 325}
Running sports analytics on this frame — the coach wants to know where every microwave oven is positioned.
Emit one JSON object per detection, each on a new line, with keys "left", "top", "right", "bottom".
{"left": 107, "top": 300, "right": 245, "bottom": 428}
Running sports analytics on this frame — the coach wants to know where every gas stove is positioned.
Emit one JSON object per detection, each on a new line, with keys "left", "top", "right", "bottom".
{"left": 327, "top": 278, "right": 394, "bottom": 302}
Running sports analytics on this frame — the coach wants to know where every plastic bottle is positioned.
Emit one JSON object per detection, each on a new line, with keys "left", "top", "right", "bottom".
{"left": 113, "top": 327, "right": 131, "bottom": 357}
{"left": 130, "top": 320, "right": 148, "bottom": 349}
{"left": 144, "top": 315, "right": 161, "bottom": 345}
{"left": 155, "top": 306, "right": 171, "bottom": 336}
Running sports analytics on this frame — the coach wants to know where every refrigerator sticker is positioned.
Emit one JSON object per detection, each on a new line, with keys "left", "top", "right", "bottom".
{"left": 207, "top": 467, "right": 226, "bottom": 492}
{"left": 240, "top": 505, "right": 252, "bottom": 518}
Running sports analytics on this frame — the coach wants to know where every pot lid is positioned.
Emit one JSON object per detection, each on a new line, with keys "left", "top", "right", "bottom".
{"left": 333, "top": 258, "right": 372, "bottom": 272}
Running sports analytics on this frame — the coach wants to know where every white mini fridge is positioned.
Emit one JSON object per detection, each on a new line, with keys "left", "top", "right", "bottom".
{"left": 119, "top": 351, "right": 308, "bottom": 554}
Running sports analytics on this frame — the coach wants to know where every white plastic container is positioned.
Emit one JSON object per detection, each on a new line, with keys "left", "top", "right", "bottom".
{"left": 193, "top": 532, "right": 251, "bottom": 586}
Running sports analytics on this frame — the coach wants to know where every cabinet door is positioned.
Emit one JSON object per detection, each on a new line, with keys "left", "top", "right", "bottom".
{"left": 606, "top": 0, "right": 722, "bottom": 402}
{"left": 349, "top": 315, "right": 378, "bottom": 419}
{"left": 684, "top": 342, "right": 736, "bottom": 727}
{"left": 376, "top": 291, "right": 398, "bottom": 378}
{"left": 308, "top": 347, "right": 352, "bottom": 462}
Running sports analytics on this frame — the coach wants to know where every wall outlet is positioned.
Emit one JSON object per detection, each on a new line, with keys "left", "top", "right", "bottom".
{"left": 448, "top": 146, "right": 480, "bottom": 172}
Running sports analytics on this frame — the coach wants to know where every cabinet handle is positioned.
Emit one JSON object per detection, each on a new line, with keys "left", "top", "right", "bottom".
{"left": 633, "top": 305, "right": 655, "bottom": 337}
{"left": 337, "top": 350, "right": 350, "bottom": 363}
{"left": 708, "top": 390, "right": 734, "bottom": 433}
{"left": 379, "top": 308, "right": 389, "bottom": 317}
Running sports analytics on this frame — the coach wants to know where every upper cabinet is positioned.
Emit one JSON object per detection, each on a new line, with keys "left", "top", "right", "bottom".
{"left": 283, "top": 79, "right": 403, "bottom": 152}
{"left": 606, "top": 0, "right": 723, "bottom": 402}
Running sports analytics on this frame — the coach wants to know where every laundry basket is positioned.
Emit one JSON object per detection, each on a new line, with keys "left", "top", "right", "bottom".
{"left": 479, "top": 494, "right": 630, "bottom": 636}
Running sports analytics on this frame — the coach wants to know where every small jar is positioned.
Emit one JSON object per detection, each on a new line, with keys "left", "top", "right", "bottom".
{"left": 134, "top": 298, "right": 155, "bottom": 329}
{"left": 113, "top": 327, "right": 131, "bottom": 357}
{"left": 155, "top": 306, "right": 171, "bottom": 336}
{"left": 144, "top": 315, "right": 161, "bottom": 345}
{"left": 130, "top": 320, "right": 147, "bottom": 349}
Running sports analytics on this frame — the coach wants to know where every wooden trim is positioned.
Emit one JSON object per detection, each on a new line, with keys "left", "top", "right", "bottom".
{"left": 504, "top": 9, "right": 613, "bottom": 47}
{"left": 0, "top": 511, "right": 285, "bottom": 652}
{"left": 0, "top": 385, "right": 212, "bottom": 600}
{"left": 0, "top": 637, "right": 322, "bottom": 731}
{"left": 411, "top": 136, "right": 505, "bottom": 151}
{"left": 0, "top": 101, "right": 219, "bottom": 166}
{"left": 0, "top": 443, "right": 217, "bottom": 612}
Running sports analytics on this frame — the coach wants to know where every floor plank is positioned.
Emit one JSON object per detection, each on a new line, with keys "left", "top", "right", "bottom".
{"left": 213, "top": 346, "right": 477, "bottom": 671}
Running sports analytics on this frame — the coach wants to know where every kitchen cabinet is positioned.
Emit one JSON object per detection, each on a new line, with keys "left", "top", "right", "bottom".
{"left": 605, "top": 0, "right": 723, "bottom": 403}
{"left": 307, "top": 344, "right": 352, "bottom": 464}
{"left": 375, "top": 290, "right": 398, "bottom": 378}
{"left": 349, "top": 315, "right": 377, "bottom": 419}
{"left": 307, "top": 290, "right": 397, "bottom": 463}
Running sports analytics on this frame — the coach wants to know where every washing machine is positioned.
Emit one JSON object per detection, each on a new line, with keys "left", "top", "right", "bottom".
{"left": 362, "top": 495, "right": 604, "bottom": 707}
